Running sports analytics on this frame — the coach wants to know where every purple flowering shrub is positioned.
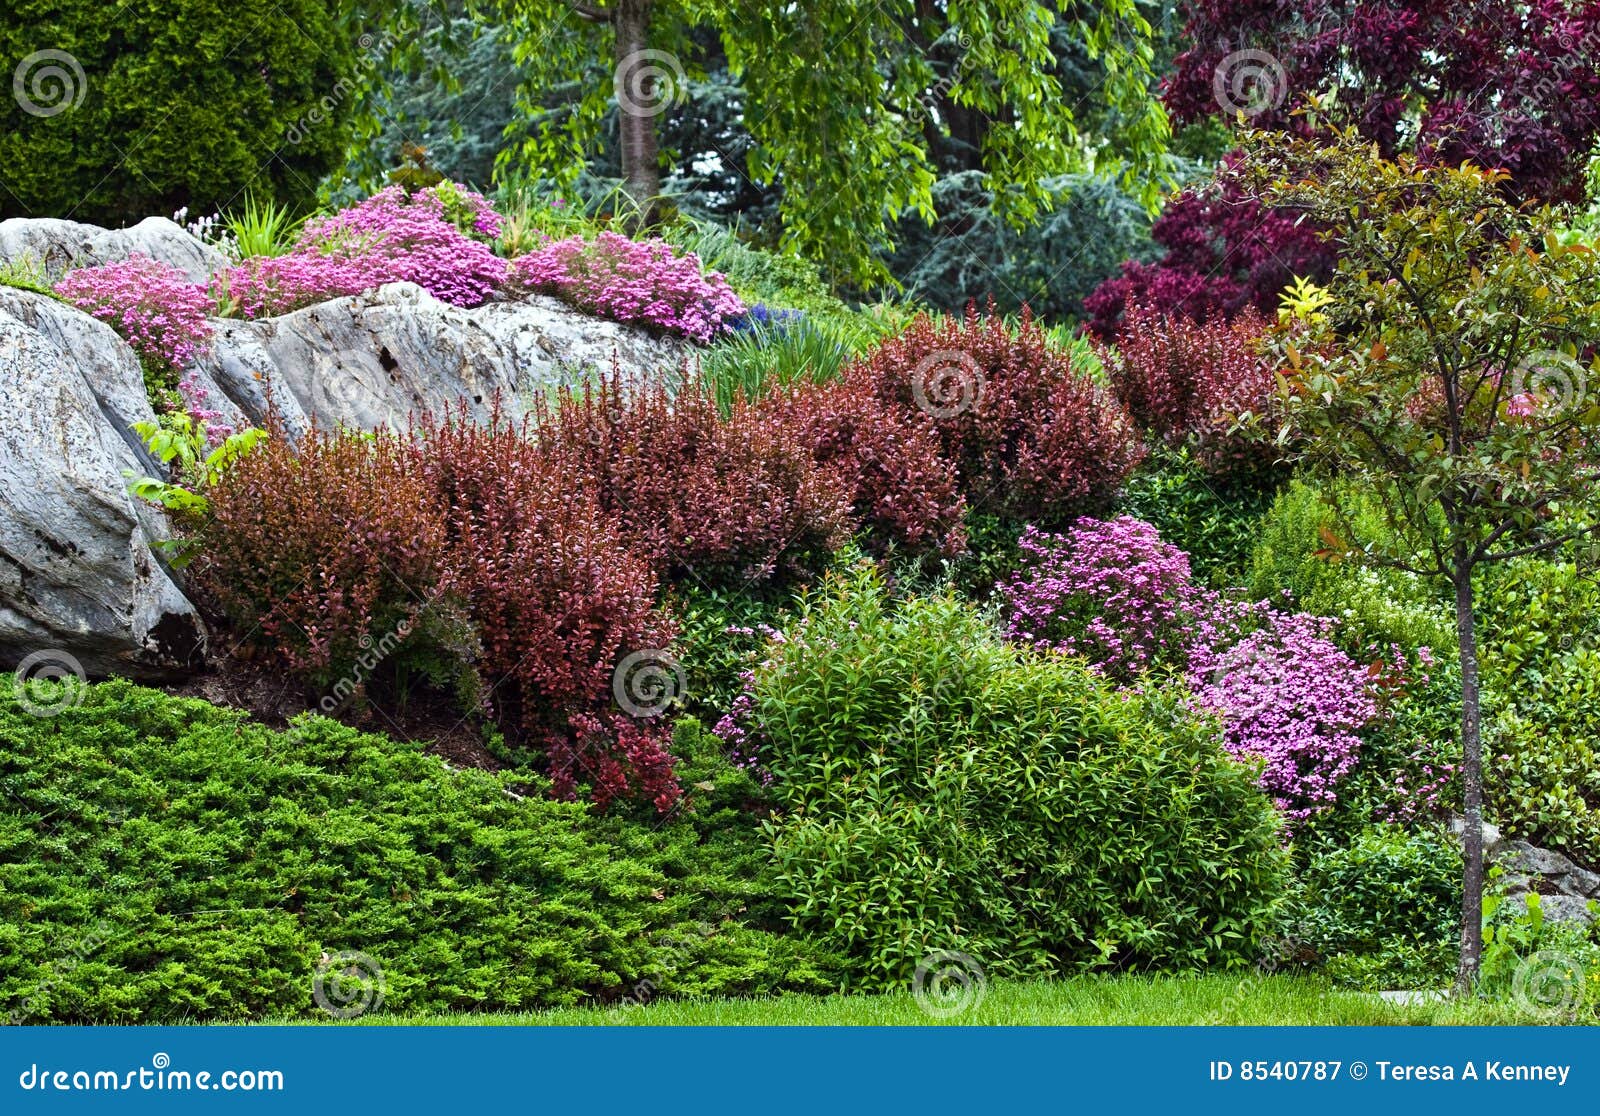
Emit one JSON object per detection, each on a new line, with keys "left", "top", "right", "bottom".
{"left": 1003, "top": 518, "right": 1206, "bottom": 683}
{"left": 1003, "top": 515, "right": 1383, "bottom": 826}
{"left": 1188, "top": 612, "right": 1376, "bottom": 825}
{"left": 54, "top": 255, "right": 214, "bottom": 384}
{"left": 514, "top": 232, "right": 745, "bottom": 343}
{"left": 214, "top": 183, "right": 510, "bottom": 317}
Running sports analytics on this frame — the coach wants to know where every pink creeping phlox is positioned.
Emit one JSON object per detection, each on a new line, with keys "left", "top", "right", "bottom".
{"left": 514, "top": 232, "right": 745, "bottom": 343}
{"left": 54, "top": 255, "right": 214, "bottom": 372}
{"left": 215, "top": 183, "right": 509, "bottom": 317}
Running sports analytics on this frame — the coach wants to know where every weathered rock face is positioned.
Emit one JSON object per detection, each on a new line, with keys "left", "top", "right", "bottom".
{"left": 189, "top": 284, "right": 689, "bottom": 437}
{"left": 0, "top": 216, "right": 227, "bottom": 284}
{"left": 1454, "top": 818, "right": 1599, "bottom": 926}
{"left": 0, "top": 265, "right": 687, "bottom": 678}
{"left": 0, "top": 288, "right": 205, "bottom": 678}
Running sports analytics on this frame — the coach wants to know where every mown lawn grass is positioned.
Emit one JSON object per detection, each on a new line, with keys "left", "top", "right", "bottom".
{"left": 278, "top": 974, "right": 1541, "bottom": 1027}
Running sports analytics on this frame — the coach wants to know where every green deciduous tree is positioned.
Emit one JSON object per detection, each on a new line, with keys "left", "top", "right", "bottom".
{"left": 483, "top": 0, "right": 1172, "bottom": 284}
{"left": 1246, "top": 129, "right": 1600, "bottom": 991}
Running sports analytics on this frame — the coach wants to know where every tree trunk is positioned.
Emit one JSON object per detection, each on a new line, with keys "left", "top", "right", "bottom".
{"left": 613, "top": 0, "right": 660, "bottom": 231}
{"left": 1452, "top": 550, "right": 1486, "bottom": 995}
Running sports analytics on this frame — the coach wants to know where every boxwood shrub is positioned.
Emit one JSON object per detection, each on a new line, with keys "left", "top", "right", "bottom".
{"left": 748, "top": 565, "right": 1290, "bottom": 987}
{"left": 0, "top": 679, "right": 834, "bottom": 1023}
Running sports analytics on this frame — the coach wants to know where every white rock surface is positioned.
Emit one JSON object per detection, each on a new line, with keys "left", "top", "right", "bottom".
{"left": 0, "top": 289, "right": 204, "bottom": 677}
{"left": 0, "top": 216, "right": 227, "bottom": 284}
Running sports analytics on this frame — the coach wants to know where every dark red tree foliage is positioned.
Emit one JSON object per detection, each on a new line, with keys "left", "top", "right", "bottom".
{"left": 1087, "top": 0, "right": 1600, "bottom": 335}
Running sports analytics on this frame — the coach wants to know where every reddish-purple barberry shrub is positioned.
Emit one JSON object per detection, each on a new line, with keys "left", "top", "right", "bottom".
{"left": 1096, "top": 301, "right": 1280, "bottom": 477}
{"left": 760, "top": 375, "right": 968, "bottom": 559}
{"left": 514, "top": 232, "right": 745, "bottom": 343}
{"left": 215, "top": 183, "right": 509, "bottom": 317}
{"left": 534, "top": 375, "right": 853, "bottom": 586}
{"left": 847, "top": 304, "right": 1144, "bottom": 525}
{"left": 408, "top": 411, "right": 679, "bottom": 810}
{"left": 54, "top": 255, "right": 213, "bottom": 382}
{"left": 195, "top": 423, "right": 452, "bottom": 688}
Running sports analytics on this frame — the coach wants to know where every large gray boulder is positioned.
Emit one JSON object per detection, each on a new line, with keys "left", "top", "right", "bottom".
{"left": 0, "top": 288, "right": 205, "bottom": 678}
{"left": 0, "top": 274, "right": 687, "bottom": 680}
{"left": 0, "top": 216, "right": 227, "bottom": 284}
{"left": 190, "top": 284, "right": 690, "bottom": 436}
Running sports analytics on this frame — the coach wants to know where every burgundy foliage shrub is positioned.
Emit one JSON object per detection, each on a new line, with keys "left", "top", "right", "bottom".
{"left": 534, "top": 375, "right": 854, "bottom": 586}
{"left": 196, "top": 424, "right": 452, "bottom": 687}
{"left": 759, "top": 375, "right": 968, "bottom": 559}
{"left": 846, "top": 304, "right": 1144, "bottom": 525}
{"left": 1082, "top": 168, "right": 1336, "bottom": 338}
{"left": 408, "top": 412, "right": 680, "bottom": 812}
{"left": 1163, "top": 0, "right": 1600, "bottom": 206}
{"left": 1088, "top": 0, "right": 1600, "bottom": 336}
{"left": 1096, "top": 301, "right": 1280, "bottom": 477}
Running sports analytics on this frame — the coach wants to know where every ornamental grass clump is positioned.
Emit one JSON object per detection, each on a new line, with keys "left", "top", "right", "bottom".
{"left": 215, "top": 183, "right": 509, "bottom": 317}
{"left": 54, "top": 255, "right": 213, "bottom": 386}
{"left": 514, "top": 231, "right": 745, "bottom": 343}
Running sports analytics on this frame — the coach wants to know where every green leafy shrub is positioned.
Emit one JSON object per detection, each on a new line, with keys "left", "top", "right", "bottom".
{"left": 0, "top": 680, "right": 834, "bottom": 1023}
{"left": 750, "top": 565, "right": 1289, "bottom": 987}
{"left": 1246, "top": 476, "right": 1456, "bottom": 655}
{"left": 0, "top": 0, "right": 364, "bottom": 223}
{"left": 1295, "top": 825, "right": 1461, "bottom": 990}
{"left": 1119, "top": 446, "right": 1280, "bottom": 585}
{"left": 1470, "top": 552, "right": 1600, "bottom": 867}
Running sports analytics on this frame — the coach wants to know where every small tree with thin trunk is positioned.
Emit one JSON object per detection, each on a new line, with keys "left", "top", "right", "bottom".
{"left": 1241, "top": 128, "right": 1600, "bottom": 992}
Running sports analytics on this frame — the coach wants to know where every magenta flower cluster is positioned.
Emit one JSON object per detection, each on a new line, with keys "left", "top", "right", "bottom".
{"left": 514, "top": 232, "right": 745, "bottom": 343}
{"left": 215, "top": 184, "right": 510, "bottom": 317}
{"left": 1187, "top": 611, "right": 1376, "bottom": 824}
{"left": 1003, "top": 518, "right": 1208, "bottom": 683}
{"left": 54, "top": 255, "right": 214, "bottom": 372}
{"left": 1003, "top": 516, "right": 1379, "bottom": 825}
